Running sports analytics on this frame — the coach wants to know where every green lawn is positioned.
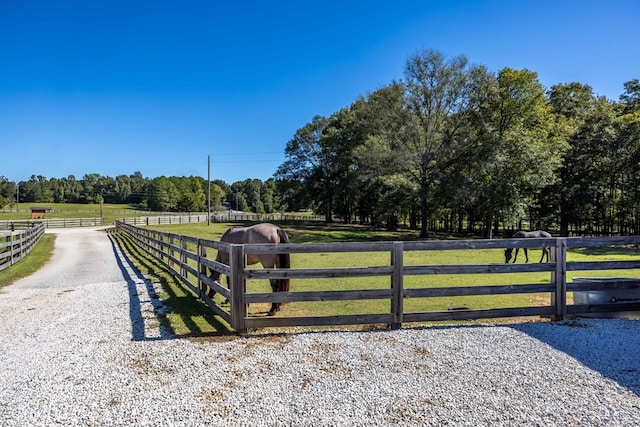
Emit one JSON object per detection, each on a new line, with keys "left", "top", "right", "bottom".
{"left": 0, "top": 202, "right": 147, "bottom": 225}
{"left": 0, "top": 234, "right": 56, "bottom": 289}
{"left": 136, "top": 222, "right": 640, "bottom": 328}
{"left": 2, "top": 216, "right": 637, "bottom": 336}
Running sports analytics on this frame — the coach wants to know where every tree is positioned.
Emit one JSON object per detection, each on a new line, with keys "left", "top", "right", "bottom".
{"left": 361, "top": 50, "right": 480, "bottom": 237}
{"left": 176, "top": 177, "right": 206, "bottom": 212}
{"left": 560, "top": 98, "right": 617, "bottom": 234}
{"left": 471, "top": 68, "right": 557, "bottom": 237}
{"left": 276, "top": 115, "right": 339, "bottom": 221}
{"left": 620, "top": 79, "right": 640, "bottom": 114}
{"left": 146, "top": 177, "right": 179, "bottom": 211}
{"left": 20, "top": 175, "right": 53, "bottom": 203}
{"left": 128, "top": 171, "right": 147, "bottom": 205}
{"left": 547, "top": 82, "right": 597, "bottom": 235}
{"left": 614, "top": 79, "right": 640, "bottom": 233}
{"left": 0, "top": 176, "right": 16, "bottom": 208}
{"left": 209, "top": 182, "right": 226, "bottom": 211}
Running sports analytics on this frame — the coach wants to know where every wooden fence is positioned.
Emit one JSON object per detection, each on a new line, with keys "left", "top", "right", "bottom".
{"left": 118, "top": 213, "right": 323, "bottom": 227}
{"left": 0, "top": 223, "right": 46, "bottom": 273}
{"left": 0, "top": 218, "right": 104, "bottom": 229}
{"left": 115, "top": 221, "right": 640, "bottom": 331}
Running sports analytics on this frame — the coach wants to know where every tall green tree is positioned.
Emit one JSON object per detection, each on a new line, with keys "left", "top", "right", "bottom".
{"left": 360, "top": 50, "right": 481, "bottom": 237}
{"left": 472, "top": 68, "right": 557, "bottom": 237}
{"left": 561, "top": 98, "right": 617, "bottom": 233}
{"left": 276, "top": 115, "right": 340, "bottom": 221}
{"left": 146, "top": 176, "right": 179, "bottom": 212}
{"left": 176, "top": 177, "right": 206, "bottom": 212}
{"left": 547, "top": 82, "right": 597, "bottom": 235}
{"left": 614, "top": 79, "right": 640, "bottom": 233}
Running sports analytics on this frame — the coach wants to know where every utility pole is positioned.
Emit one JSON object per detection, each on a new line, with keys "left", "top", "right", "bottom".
{"left": 207, "top": 155, "right": 211, "bottom": 226}
{"left": 15, "top": 183, "right": 19, "bottom": 214}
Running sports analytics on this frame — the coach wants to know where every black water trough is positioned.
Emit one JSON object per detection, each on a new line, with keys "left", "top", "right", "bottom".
{"left": 572, "top": 277, "right": 640, "bottom": 318}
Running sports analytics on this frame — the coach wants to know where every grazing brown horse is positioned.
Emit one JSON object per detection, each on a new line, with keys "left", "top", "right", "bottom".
{"left": 208, "top": 223, "right": 290, "bottom": 316}
{"left": 504, "top": 230, "right": 551, "bottom": 263}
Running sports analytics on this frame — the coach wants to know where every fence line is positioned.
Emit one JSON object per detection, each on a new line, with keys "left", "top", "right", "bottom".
{"left": 0, "top": 218, "right": 104, "bottom": 229}
{"left": 115, "top": 221, "right": 640, "bottom": 331}
{"left": 0, "top": 223, "right": 46, "bottom": 272}
{"left": 0, "top": 212, "right": 323, "bottom": 231}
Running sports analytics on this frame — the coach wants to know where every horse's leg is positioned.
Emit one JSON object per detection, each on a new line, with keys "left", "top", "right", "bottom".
{"left": 265, "top": 252, "right": 290, "bottom": 316}
{"left": 258, "top": 257, "right": 280, "bottom": 316}
{"left": 539, "top": 247, "right": 549, "bottom": 263}
{"left": 208, "top": 251, "right": 229, "bottom": 301}
{"left": 267, "top": 278, "right": 281, "bottom": 316}
{"left": 523, "top": 248, "right": 529, "bottom": 263}
{"left": 512, "top": 248, "right": 519, "bottom": 263}
{"left": 206, "top": 269, "right": 220, "bottom": 298}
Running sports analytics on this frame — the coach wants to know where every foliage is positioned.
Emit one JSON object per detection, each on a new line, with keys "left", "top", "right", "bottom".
{"left": 2, "top": 49, "right": 639, "bottom": 237}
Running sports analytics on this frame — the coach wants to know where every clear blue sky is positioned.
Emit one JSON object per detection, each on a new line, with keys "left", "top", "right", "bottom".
{"left": 1, "top": 0, "right": 638, "bottom": 184}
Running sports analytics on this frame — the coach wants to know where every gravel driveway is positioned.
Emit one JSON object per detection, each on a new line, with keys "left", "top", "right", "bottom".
{"left": 0, "top": 227, "right": 639, "bottom": 426}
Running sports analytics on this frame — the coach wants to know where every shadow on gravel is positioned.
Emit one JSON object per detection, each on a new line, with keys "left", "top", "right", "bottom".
{"left": 510, "top": 319, "right": 640, "bottom": 397}
{"left": 108, "top": 234, "right": 175, "bottom": 341}
{"left": 107, "top": 231, "right": 233, "bottom": 340}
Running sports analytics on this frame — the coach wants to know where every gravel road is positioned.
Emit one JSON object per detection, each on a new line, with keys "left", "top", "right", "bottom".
{"left": 0, "top": 227, "right": 639, "bottom": 426}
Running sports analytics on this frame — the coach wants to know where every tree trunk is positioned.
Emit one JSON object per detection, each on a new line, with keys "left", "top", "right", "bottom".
{"left": 484, "top": 218, "right": 493, "bottom": 239}
{"left": 419, "top": 188, "right": 429, "bottom": 238}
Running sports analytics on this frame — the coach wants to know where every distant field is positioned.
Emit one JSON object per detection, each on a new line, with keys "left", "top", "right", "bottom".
{"left": 0, "top": 203, "right": 196, "bottom": 225}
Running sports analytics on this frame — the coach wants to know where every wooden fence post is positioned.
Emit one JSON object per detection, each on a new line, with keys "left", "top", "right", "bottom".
{"left": 391, "top": 242, "right": 404, "bottom": 329}
{"left": 180, "top": 236, "right": 188, "bottom": 278}
{"left": 19, "top": 230, "right": 24, "bottom": 261}
{"left": 9, "top": 231, "right": 14, "bottom": 266}
{"left": 551, "top": 238, "right": 567, "bottom": 321}
{"left": 167, "top": 235, "right": 174, "bottom": 270}
{"left": 198, "top": 241, "right": 207, "bottom": 297}
{"left": 229, "top": 244, "right": 247, "bottom": 332}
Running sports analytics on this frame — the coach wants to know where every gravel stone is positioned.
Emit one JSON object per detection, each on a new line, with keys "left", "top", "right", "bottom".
{"left": 0, "top": 228, "right": 639, "bottom": 426}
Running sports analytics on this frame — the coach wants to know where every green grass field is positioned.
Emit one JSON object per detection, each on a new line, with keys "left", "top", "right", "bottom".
{"left": 2, "top": 210, "right": 639, "bottom": 336}
{"left": 0, "top": 202, "right": 147, "bottom": 225}
{"left": 136, "top": 221, "right": 640, "bottom": 331}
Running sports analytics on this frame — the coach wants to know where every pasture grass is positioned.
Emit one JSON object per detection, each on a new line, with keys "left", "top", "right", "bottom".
{"left": 0, "top": 234, "right": 56, "bottom": 289}
{"left": 138, "top": 222, "right": 640, "bottom": 325}
{"left": 0, "top": 202, "right": 147, "bottom": 225}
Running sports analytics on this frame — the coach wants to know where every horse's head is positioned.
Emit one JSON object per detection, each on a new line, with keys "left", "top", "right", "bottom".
{"left": 504, "top": 248, "right": 513, "bottom": 263}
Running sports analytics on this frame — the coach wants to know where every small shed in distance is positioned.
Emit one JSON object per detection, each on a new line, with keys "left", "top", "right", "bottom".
{"left": 30, "top": 206, "right": 52, "bottom": 219}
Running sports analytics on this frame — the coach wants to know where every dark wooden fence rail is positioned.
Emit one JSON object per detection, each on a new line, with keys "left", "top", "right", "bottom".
{"left": 115, "top": 221, "right": 640, "bottom": 331}
{"left": 0, "top": 223, "right": 46, "bottom": 272}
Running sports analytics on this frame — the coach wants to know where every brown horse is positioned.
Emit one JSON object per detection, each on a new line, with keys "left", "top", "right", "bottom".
{"left": 504, "top": 230, "right": 551, "bottom": 263}
{"left": 208, "top": 223, "right": 290, "bottom": 316}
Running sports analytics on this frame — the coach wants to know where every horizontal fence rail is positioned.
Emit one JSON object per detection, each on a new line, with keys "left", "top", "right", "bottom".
{"left": 115, "top": 221, "right": 640, "bottom": 331}
{"left": 117, "top": 213, "right": 323, "bottom": 227}
{"left": 0, "top": 223, "right": 46, "bottom": 272}
{"left": 0, "top": 218, "right": 104, "bottom": 229}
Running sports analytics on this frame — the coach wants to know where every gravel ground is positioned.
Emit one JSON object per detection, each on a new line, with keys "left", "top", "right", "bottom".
{"left": 0, "top": 227, "right": 639, "bottom": 426}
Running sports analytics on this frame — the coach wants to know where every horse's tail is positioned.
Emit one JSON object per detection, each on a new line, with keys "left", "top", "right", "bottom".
{"left": 276, "top": 227, "right": 290, "bottom": 292}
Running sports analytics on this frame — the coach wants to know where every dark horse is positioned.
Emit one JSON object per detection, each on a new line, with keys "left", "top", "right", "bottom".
{"left": 504, "top": 230, "right": 552, "bottom": 263}
{"left": 208, "top": 223, "right": 290, "bottom": 316}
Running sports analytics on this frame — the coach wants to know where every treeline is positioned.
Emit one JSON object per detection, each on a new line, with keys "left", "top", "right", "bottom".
{"left": 0, "top": 172, "right": 282, "bottom": 214}
{"left": 275, "top": 49, "right": 640, "bottom": 237}
{"left": 2, "top": 49, "right": 639, "bottom": 238}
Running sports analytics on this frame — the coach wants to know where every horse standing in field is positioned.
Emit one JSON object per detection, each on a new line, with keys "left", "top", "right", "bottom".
{"left": 504, "top": 230, "right": 552, "bottom": 263}
{"left": 208, "top": 223, "right": 291, "bottom": 316}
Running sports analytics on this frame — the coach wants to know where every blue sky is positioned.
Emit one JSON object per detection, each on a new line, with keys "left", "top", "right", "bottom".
{"left": 1, "top": 0, "right": 638, "bottom": 184}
